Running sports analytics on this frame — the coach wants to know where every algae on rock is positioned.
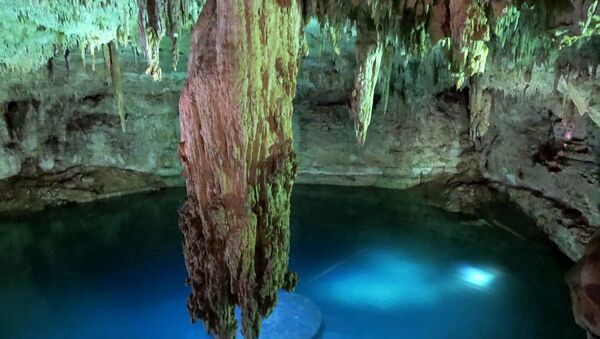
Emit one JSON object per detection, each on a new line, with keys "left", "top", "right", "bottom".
{"left": 177, "top": 0, "right": 302, "bottom": 337}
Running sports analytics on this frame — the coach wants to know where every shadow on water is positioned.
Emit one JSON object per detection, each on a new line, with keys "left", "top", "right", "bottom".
{"left": 0, "top": 185, "right": 584, "bottom": 339}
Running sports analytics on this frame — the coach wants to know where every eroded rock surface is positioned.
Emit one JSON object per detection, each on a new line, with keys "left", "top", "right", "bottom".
{"left": 295, "top": 22, "right": 470, "bottom": 189}
{"left": 0, "top": 40, "right": 185, "bottom": 213}
{"left": 568, "top": 232, "right": 600, "bottom": 338}
{"left": 0, "top": 12, "right": 597, "bottom": 265}
{"left": 177, "top": 0, "right": 302, "bottom": 337}
{"left": 474, "top": 66, "right": 600, "bottom": 261}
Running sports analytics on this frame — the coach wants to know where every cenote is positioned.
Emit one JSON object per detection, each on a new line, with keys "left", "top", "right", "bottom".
{"left": 1, "top": 1, "right": 600, "bottom": 338}
{"left": 0, "top": 185, "right": 583, "bottom": 339}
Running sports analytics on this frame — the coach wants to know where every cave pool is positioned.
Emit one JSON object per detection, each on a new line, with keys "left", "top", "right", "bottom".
{"left": 0, "top": 185, "right": 583, "bottom": 339}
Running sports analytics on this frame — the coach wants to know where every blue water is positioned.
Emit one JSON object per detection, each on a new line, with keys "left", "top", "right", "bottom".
{"left": 0, "top": 185, "right": 584, "bottom": 339}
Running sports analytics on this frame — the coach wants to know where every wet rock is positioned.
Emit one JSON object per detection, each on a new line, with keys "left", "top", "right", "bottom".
{"left": 0, "top": 3, "right": 597, "bottom": 268}
{"left": 177, "top": 0, "right": 302, "bottom": 337}
{"left": 441, "top": 183, "right": 495, "bottom": 215}
{"left": 475, "top": 67, "right": 600, "bottom": 260}
{"left": 0, "top": 166, "right": 168, "bottom": 215}
{"left": 294, "top": 25, "right": 469, "bottom": 189}
{"left": 568, "top": 232, "right": 600, "bottom": 338}
{"left": 0, "top": 32, "right": 185, "bottom": 212}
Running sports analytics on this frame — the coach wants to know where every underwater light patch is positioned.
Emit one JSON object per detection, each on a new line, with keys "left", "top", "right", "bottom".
{"left": 456, "top": 265, "right": 497, "bottom": 289}
{"left": 315, "top": 249, "right": 442, "bottom": 309}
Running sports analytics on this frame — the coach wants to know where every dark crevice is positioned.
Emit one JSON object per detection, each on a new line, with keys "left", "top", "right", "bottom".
{"left": 533, "top": 140, "right": 566, "bottom": 172}
{"left": 313, "top": 96, "right": 347, "bottom": 107}
{"left": 436, "top": 87, "right": 469, "bottom": 107}
{"left": 66, "top": 112, "right": 120, "bottom": 132}
{"left": 81, "top": 94, "right": 106, "bottom": 107}
{"left": 3, "top": 100, "right": 35, "bottom": 141}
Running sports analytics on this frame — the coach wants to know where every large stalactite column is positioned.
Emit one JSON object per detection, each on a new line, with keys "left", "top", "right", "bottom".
{"left": 349, "top": 23, "right": 384, "bottom": 146}
{"left": 177, "top": 0, "right": 302, "bottom": 338}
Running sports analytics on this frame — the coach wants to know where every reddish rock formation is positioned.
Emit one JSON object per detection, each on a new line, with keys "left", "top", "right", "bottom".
{"left": 490, "top": 0, "right": 511, "bottom": 17}
{"left": 430, "top": 0, "right": 451, "bottom": 43}
{"left": 567, "top": 233, "right": 600, "bottom": 338}
{"left": 177, "top": 0, "right": 302, "bottom": 337}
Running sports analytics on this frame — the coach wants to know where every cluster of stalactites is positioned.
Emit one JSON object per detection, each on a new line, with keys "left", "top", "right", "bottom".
{"left": 0, "top": 1, "right": 204, "bottom": 77}
{"left": 136, "top": 0, "right": 204, "bottom": 80}
{"left": 0, "top": 1, "right": 140, "bottom": 131}
{"left": 492, "top": 0, "right": 600, "bottom": 130}
{"left": 303, "top": 0, "right": 494, "bottom": 144}
{"left": 0, "top": 0, "right": 137, "bottom": 73}
{"left": 555, "top": 35, "right": 600, "bottom": 129}
{"left": 554, "top": 1, "right": 600, "bottom": 120}
{"left": 304, "top": 0, "right": 600, "bottom": 143}
{"left": 0, "top": 0, "right": 205, "bottom": 132}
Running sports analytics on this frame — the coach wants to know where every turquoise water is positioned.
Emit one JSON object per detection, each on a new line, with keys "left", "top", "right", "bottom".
{"left": 0, "top": 185, "right": 584, "bottom": 339}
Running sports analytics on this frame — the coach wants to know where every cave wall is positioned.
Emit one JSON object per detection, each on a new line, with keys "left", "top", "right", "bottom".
{"left": 0, "top": 21, "right": 598, "bottom": 262}
{"left": 475, "top": 66, "right": 600, "bottom": 260}
{"left": 294, "top": 22, "right": 600, "bottom": 261}
{"left": 0, "top": 26, "right": 471, "bottom": 211}
{"left": 294, "top": 21, "right": 471, "bottom": 189}
{"left": 0, "top": 40, "right": 186, "bottom": 213}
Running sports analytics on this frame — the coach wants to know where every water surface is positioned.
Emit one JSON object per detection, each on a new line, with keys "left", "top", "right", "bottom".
{"left": 0, "top": 185, "right": 583, "bottom": 338}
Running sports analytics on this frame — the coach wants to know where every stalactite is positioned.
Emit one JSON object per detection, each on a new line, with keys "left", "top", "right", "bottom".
{"left": 451, "top": 0, "right": 490, "bottom": 88}
{"left": 90, "top": 44, "right": 96, "bottom": 72}
{"left": 304, "top": 0, "right": 498, "bottom": 143}
{"left": 559, "top": 79, "right": 600, "bottom": 127}
{"left": 46, "top": 57, "right": 54, "bottom": 81}
{"left": 171, "top": 38, "right": 180, "bottom": 71}
{"left": 178, "top": 0, "right": 302, "bottom": 337}
{"left": 103, "top": 44, "right": 113, "bottom": 86}
{"left": 0, "top": 0, "right": 137, "bottom": 73}
{"left": 490, "top": 1, "right": 571, "bottom": 71}
{"left": 1, "top": 0, "right": 593, "bottom": 86}
{"left": 107, "top": 41, "right": 126, "bottom": 132}
{"left": 349, "top": 26, "right": 384, "bottom": 145}
{"left": 81, "top": 43, "right": 87, "bottom": 71}
{"left": 64, "top": 49, "right": 70, "bottom": 76}
{"left": 559, "top": 0, "right": 600, "bottom": 48}
{"left": 165, "top": 0, "right": 182, "bottom": 71}
{"left": 378, "top": 42, "right": 395, "bottom": 115}
{"left": 321, "top": 19, "right": 344, "bottom": 55}
{"left": 430, "top": 0, "right": 451, "bottom": 43}
{"left": 135, "top": 0, "right": 205, "bottom": 78}
{"left": 469, "top": 76, "right": 493, "bottom": 140}
{"left": 165, "top": 0, "right": 188, "bottom": 71}
{"left": 137, "top": 0, "right": 149, "bottom": 59}
{"left": 137, "top": 0, "right": 165, "bottom": 80}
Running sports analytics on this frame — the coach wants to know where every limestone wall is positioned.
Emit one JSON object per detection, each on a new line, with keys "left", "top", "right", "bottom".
{"left": 0, "top": 29, "right": 598, "bottom": 261}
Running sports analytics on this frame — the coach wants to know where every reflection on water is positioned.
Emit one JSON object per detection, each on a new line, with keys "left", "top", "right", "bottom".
{"left": 312, "top": 249, "right": 500, "bottom": 309}
{"left": 0, "top": 185, "right": 584, "bottom": 339}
